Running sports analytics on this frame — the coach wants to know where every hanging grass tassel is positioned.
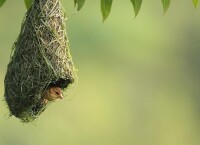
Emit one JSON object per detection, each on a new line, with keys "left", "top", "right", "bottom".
{"left": 4, "top": 0, "right": 76, "bottom": 122}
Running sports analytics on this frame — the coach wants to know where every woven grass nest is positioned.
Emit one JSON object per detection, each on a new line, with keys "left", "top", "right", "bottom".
{"left": 4, "top": 0, "right": 76, "bottom": 122}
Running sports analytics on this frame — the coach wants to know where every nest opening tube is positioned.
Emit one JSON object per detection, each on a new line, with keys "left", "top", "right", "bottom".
{"left": 4, "top": 0, "right": 76, "bottom": 122}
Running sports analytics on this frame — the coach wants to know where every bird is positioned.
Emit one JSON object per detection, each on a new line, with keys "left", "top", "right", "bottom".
{"left": 41, "top": 87, "right": 64, "bottom": 104}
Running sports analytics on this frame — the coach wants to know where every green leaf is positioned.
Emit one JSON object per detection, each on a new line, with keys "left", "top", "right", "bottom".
{"left": 162, "top": 0, "right": 170, "bottom": 13}
{"left": 24, "top": 0, "right": 33, "bottom": 9}
{"left": 193, "top": 0, "right": 199, "bottom": 9}
{"left": 0, "top": 0, "right": 6, "bottom": 8}
{"left": 101, "top": 0, "right": 113, "bottom": 22}
{"left": 74, "top": 0, "right": 85, "bottom": 11}
{"left": 130, "top": 0, "right": 143, "bottom": 17}
{"left": 74, "top": 0, "right": 78, "bottom": 6}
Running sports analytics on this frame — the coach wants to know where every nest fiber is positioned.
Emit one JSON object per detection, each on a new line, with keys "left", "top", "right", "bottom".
{"left": 4, "top": 0, "right": 76, "bottom": 122}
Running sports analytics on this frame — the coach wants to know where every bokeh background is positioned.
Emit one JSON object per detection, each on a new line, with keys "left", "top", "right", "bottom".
{"left": 1, "top": 0, "right": 200, "bottom": 145}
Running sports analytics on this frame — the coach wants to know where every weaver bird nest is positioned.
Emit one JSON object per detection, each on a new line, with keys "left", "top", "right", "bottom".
{"left": 4, "top": 0, "right": 76, "bottom": 122}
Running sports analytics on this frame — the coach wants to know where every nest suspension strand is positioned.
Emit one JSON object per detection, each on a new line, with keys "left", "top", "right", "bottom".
{"left": 4, "top": 0, "right": 76, "bottom": 122}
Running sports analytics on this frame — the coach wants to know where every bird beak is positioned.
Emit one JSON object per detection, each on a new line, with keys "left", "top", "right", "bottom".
{"left": 59, "top": 94, "right": 64, "bottom": 99}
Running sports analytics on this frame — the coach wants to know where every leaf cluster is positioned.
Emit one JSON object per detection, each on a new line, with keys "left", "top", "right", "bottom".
{"left": 0, "top": 0, "right": 199, "bottom": 21}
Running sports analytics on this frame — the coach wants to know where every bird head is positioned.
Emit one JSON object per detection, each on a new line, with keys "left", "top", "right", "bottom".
{"left": 49, "top": 87, "right": 64, "bottom": 100}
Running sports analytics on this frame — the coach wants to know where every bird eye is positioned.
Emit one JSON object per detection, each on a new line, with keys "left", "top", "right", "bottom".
{"left": 56, "top": 92, "right": 59, "bottom": 95}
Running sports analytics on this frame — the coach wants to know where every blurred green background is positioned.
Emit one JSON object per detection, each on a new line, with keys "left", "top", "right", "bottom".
{"left": 1, "top": 1, "right": 200, "bottom": 145}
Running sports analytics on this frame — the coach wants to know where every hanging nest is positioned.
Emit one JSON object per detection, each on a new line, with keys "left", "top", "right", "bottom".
{"left": 4, "top": 0, "right": 76, "bottom": 122}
